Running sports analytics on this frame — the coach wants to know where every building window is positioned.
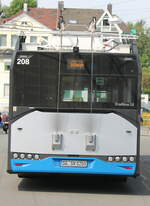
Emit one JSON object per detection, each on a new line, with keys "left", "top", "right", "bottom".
{"left": 0, "top": 35, "right": 7, "bottom": 46}
{"left": 4, "top": 84, "right": 9, "bottom": 97}
{"left": 103, "top": 19, "right": 110, "bottom": 26}
{"left": 103, "top": 14, "right": 110, "bottom": 26}
{"left": 11, "top": 35, "right": 18, "bottom": 47}
{"left": 21, "top": 21, "right": 28, "bottom": 25}
{"left": 68, "top": 20, "right": 77, "bottom": 24}
{"left": 41, "top": 36, "right": 48, "bottom": 45}
{"left": 30, "top": 36, "right": 37, "bottom": 43}
{"left": 4, "top": 62, "right": 11, "bottom": 71}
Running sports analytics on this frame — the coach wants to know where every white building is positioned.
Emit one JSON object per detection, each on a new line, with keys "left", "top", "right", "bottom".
{"left": 0, "top": 49, "right": 12, "bottom": 112}
{"left": 0, "top": 4, "right": 57, "bottom": 112}
{"left": 141, "top": 94, "right": 149, "bottom": 104}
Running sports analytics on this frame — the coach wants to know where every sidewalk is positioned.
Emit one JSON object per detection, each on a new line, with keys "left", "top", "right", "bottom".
{"left": 0, "top": 128, "right": 6, "bottom": 135}
{"left": 141, "top": 126, "right": 150, "bottom": 136}
{"left": 0, "top": 128, "right": 3, "bottom": 135}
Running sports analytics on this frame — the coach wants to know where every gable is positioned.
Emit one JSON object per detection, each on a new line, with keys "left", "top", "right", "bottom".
{"left": 5, "top": 13, "right": 50, "bottom": 31}
{"left": 96, "top": 10, "right": 130, "bottom": 33}
{"left": 96, "top": 11, "right": 120, "bottom": 33}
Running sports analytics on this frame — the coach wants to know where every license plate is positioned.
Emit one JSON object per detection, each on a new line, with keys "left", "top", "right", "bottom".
{"left": 61, "top": 160, "right": 88, "bottom": 168}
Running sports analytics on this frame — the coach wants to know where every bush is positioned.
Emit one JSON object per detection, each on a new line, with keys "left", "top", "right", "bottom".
{"left": 142, "top": 72, "right": 150, "bottom": 90}
{"left": 143, "top": 88, "right": 150, "bottom": 95}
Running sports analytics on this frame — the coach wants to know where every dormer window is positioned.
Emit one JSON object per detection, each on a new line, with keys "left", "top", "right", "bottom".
{"left": 68, "top": 20, "right": 77, "bottom": 24}
{"left": 103, "top": 19, "right": 109, "bottom": 26}
{"left": 103, "top": 15, "right": 110, "bottom": 26}
{"left": 97, "top": 13, "right": 112, "bottom": 32}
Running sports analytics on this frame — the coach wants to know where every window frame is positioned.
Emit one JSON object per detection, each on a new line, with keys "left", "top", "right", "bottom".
{"left": 4, "top": 83, "right": 9, "bottom": 97}
{"left": 4, "top": 62, "right": 11, "bottom": 71}
{"left": 11, "top": 35, "right": 18, "bottom": 47}
{"left": 30, "top": 36, "right": 37, "bottom": 44}
{"left": 41, "top": 36, "right": 48, "bottom": 45}
{"left": 0, "top": 34, "right": 7, "bottom": 47}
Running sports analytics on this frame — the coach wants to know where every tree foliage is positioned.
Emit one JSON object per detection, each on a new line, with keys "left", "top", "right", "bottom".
{"left": 0, "top": 6, "right": 10, "bottom": 18}
{"left": 128, "top": 20, "right": 150, "bottom": 92}
{"left": 128, "top": 20, "right": 150, "bottom": 70}
{"left": 1, "top": 0, "right": 37, "bottom": 17}
{"left": 142, "top": 72, "right": 150, "bottom": 90}
{"left": 128, "top": 20, "right": 146, "bottom": 35}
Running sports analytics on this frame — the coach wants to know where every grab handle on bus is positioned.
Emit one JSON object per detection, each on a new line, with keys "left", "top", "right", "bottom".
{"left": 52, "top": 133, "right": 63, "bottom": 150}
{"left": 17, "top": 128, "right": 23, "bottom": 131}
{"left": 126, "top": 130, "right": 132, "bottom": 134}
{"left": 86, "top": 134, "right": 96, "bottom": 151}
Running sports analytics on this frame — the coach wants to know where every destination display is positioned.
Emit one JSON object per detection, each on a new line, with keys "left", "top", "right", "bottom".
{"left": 67, "top": 59, "right": 85, "bottom": 70}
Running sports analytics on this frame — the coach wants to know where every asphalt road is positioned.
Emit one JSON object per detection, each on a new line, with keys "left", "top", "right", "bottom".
{"left": 0, "top": 130, "right": 150, "bottom": 206}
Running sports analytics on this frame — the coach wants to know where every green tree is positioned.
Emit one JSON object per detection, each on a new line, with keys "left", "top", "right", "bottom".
{"left": 142, "top": 72, "right": 150, "bottom": 89}
{"left": 128, "top": 20, "right": 150, "bottom": 72}
{"left": 138, "top": 33, "right": 150, "bottom": 70}
{"left": 0, "top": 6, "right": 10, "bottom": 18}
{"left": 1, "top": 0, "right": 37, "bottom": 17}
{"left": 128, "top": 20, "right": 146, "bottom": 35}
{"left": 128, "top": 20, "right": 150, "bottom": 93}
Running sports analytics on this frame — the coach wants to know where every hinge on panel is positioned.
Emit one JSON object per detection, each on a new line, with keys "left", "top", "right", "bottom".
{"left": 86, "top": 134, "right": 96, "bottom": 151}
{"left": 52, "top": 133, "right": 63, "bottom": 150}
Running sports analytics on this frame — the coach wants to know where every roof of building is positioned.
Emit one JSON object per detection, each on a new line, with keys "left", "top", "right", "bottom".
{"left": 0, "top": 7, "right": 130, "bottom": 33}
{"left": 118, "top": 22, "right": 130, "bottom": 33}
{"left": 0, "top": 8, "right": 58, "bottom": 30}
{"left": 62, "top": 8, "right": 104, "bottom": 31}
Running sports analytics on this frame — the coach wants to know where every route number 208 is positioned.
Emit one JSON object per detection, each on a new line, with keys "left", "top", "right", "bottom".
{"left": 17, "top": 58, "right": 30, "bottom": 65}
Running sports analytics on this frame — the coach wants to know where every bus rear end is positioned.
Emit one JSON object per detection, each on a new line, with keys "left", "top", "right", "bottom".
{"left": 8, "top": 50, "right": 140, "bottom": 179}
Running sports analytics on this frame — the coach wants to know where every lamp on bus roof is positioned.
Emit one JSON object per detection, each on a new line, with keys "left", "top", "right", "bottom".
{"left": 73, "top": 46, "right": 79, "bottom": 53}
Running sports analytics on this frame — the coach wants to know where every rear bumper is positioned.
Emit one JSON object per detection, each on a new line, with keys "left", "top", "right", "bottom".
{"left": 10, "top": 157, "right": 136, "bottom": 176}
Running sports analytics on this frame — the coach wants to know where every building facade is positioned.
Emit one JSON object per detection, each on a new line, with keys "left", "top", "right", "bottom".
{"left": 0, "top": 5, "right": 57, "bottom": 112}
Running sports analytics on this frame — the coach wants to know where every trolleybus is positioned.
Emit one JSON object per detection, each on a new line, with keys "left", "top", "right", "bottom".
{"left": 7, "top": 32, "right": 141, "bottom": 180}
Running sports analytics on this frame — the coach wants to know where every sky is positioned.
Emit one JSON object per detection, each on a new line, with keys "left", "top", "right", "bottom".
{"left": 2, "top": 0, "right": 150, "bottom": 26}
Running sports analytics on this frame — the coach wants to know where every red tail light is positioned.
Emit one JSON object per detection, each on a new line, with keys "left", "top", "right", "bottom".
{"left": 121, "top": 166, "right": 133, "bottom": 170}
{"left": 15, "top": 163, "right": 26, "bottom": 166}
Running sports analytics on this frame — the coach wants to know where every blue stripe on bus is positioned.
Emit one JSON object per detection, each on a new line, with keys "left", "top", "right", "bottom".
{"left": 11, "top": 157, "right": 136, "bottom": 176}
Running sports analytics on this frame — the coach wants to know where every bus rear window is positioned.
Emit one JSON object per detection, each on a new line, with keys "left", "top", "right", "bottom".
{"left": 92, "top": 77, "right": 137, "bottom": 108}
{"left": 60, "top": 75, "right": 137, "bottom": 109}
{"left": 61, "top": 76, "right": 90, "bottom": 102}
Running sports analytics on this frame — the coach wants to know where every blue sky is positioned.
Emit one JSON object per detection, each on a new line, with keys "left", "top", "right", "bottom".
{"left": 2, "top": 0, "right": 150, "bottom": 26}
